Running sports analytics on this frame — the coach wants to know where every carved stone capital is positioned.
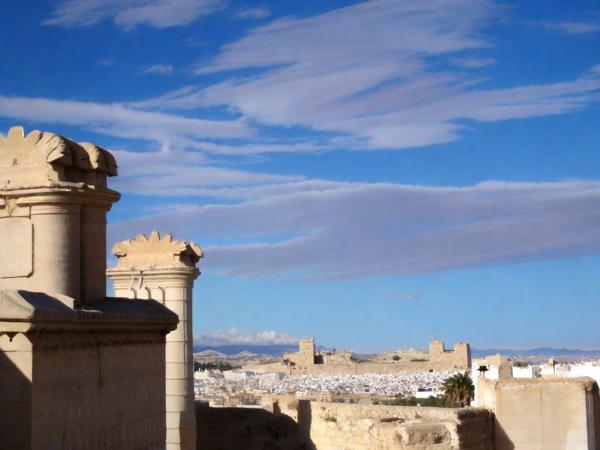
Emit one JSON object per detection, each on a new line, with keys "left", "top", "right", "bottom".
{"left": 110, "top": 231, "right": 203, "bottom": 271}
{"left": 0, "top": 125, "right": 118, "bottom": 190}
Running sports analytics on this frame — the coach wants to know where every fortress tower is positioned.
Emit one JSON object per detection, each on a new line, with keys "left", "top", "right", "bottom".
{"left": 299, "top": 338, "right": 316, "bottom": 364}
{"left": 429, "top": 339, "right": 446, "bottom": 361}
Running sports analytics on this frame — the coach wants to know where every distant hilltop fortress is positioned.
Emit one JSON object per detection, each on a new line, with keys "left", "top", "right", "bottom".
{"left": 245, "top": 338, "right": 471, "bottom": 375}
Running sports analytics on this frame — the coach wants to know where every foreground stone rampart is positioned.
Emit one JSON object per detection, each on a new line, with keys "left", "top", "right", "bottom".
{"left": 262, "top": 397, "right": 494, "bottom": 450}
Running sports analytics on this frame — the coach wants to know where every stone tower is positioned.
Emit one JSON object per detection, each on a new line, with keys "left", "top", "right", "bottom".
{"left": 429, "top": 339, "right": 446, "bottom": 361}
{"left": 299, "top": 338, "right": 316, "bottom": 365}
{"left": 107, "top": 231, "right": 203, "bottom": 450}
{"left": 453, "top": 342, "right": 472, "bottom": 369}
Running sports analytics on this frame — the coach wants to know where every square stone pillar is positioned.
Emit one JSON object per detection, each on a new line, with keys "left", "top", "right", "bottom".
{"left": 107, "top": 231, "right": 203, "bottom": 450}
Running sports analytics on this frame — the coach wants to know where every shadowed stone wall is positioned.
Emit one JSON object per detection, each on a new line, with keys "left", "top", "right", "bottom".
{"left": 195, "top": 402, "right": 311, "bottom": 450}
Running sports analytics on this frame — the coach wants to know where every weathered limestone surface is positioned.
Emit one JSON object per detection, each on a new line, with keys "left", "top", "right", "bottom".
{"left": 0, "top": 126, "right": 178, "bottom": 449}
{"left": 0, "top": 290, "right": 178, "bottom": 449}
{"left": 108, "top": 231, "right": 203, "bottom": 450}
{"left": 265, "top": 397, "right": 494, "bottom": 450}
{"left": 195, "top": 400, "right": 493, "bottom": 450}
{"left": 476, "top": 376, "right": 600, "bottom": 450}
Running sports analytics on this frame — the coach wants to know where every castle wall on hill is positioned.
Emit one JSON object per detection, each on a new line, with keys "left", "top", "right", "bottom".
{"left": 255, "top": 338, "right": 471, "bottom": 375}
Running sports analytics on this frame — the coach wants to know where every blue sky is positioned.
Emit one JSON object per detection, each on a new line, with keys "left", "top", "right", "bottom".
{"left": 1, "top": 0, "right": 600, "bottom": 352}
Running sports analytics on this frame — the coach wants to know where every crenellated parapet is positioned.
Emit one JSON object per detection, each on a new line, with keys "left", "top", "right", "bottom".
{"left": 0, "top": 125, "right": 117, "bottom": 190}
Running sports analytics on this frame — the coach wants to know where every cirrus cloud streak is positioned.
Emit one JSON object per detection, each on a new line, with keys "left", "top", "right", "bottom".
{"left": 110, "top": 179, "right": 600, "bottom": 280}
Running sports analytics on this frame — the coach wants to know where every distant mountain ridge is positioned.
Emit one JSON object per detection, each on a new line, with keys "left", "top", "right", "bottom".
{"left": 193, "top": 344, "right": 296, "bottom": 357}
{"left": 472, "top": 347, "right": 600, "bottom": 359}
{"left": 194, "top": 344, "right": 600, "bottom": 359}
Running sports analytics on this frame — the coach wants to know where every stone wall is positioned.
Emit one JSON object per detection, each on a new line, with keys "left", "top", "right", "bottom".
{"left": 25, "top": 333, "right": 165, "bottom": 449}
{"left": 265, "top": 397, "right": 494, "bottom": 450}
{"left": 0, "top": 291, "right": 177, "bottom": 449}
{"left": 195, "top": 403, "right": 310, "bottom": 450}
{"left": 247, "top": 360, "right": 469, "bottom": 376}
{"left": 476, "top": 376, "right": 600, "bottom": 450}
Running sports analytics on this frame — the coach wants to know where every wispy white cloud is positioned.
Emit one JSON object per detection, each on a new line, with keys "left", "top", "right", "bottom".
{"left": 44, "top": 0, "right": 226, "bottom": 29}
{"left": 194, "top": 59, "right": 600, "bottom": 150}
{"left": 546, "top": 20, "right": 600, "bottom": 35}
{"left": 198, "top": 0, "right": 494, "bottom": 74}
{"left": 234, "top": 6, "right": 271, "bottom": 20}
{"left": 111, "top": 147, "right": 302, "bottom": 197}
{"left": 0, "top": 95, "right": 253, "bottom": 142}
{"left": 17, "top": 0, "right": 600, "bottom": 156}
{"left": 110, "top": 179, "right": 600, "bottom": 280}
{"left": 194, "top": 328, "right": 297, "bottom": 345}
{"left": 118, "top": 0, "right": 600, "bottom": 152}
{"left": 142, "top": 64, "right": 174, "bottom": 75}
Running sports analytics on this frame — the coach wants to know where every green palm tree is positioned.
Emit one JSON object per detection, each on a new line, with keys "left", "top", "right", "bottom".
{"left": 442, "top": 373, "right": 474, "bottom": 407}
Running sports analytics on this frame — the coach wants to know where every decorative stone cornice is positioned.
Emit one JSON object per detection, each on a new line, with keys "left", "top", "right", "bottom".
{"left": 0, "top": 289, "right": 178, "bottom": 333}
{"left": 111, "top": 231, "right": 203, "bottom": 271}
{"left": 0, "top": 126, "right": 117, "bottom": 190}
